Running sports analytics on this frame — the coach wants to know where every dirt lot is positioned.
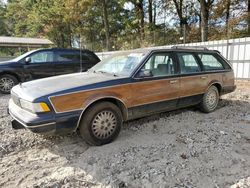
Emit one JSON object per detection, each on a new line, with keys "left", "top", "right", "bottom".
{"left": 0, "top": 81, "right": 250, "bottom": 188}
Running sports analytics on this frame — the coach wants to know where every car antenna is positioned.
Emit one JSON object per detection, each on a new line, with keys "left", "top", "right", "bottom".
{"left": 79, "top": 34, "right": 83, "bottom": 72}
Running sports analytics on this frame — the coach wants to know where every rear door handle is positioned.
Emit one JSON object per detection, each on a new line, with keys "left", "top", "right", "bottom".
{"left": 170, "top": 80, "right": 178, "bottom": 84}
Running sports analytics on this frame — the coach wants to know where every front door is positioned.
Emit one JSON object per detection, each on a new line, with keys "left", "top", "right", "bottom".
{"left": 129, "top": 52, "right": 180, "bottom": 118}
{"left": 23, "top": 50, "right": 55, "bottom": 80}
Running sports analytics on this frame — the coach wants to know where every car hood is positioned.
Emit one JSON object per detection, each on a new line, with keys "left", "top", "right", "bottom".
{"left": 11, "top": 72, "right": 125, "bottom": 101}
{"left": 0, "top": 60, "right": 15, "bottom": 66}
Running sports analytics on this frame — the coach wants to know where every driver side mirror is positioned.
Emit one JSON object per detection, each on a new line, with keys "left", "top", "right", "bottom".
{"left": 25, "top": 57, "right": 31, "bottom": 64}
{"left": 136, "top": 69, "right": 153, "bottom": 78}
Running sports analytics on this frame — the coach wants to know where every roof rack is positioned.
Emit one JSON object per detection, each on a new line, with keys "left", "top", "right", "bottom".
{"left": 171, "top": 46, "right": 209, "bottom": 50}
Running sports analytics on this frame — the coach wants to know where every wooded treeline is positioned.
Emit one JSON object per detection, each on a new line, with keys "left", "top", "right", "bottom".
{"left": 0, "top": 0, "right": 249, "bottom": 52}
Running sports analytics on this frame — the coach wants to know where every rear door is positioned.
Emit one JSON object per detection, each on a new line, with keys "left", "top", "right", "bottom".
{"left": 54, "top": 50, "right": 81, "bottom": 76}
{"left": 23, "top": 50, "right": 55, "bottom": 79}
{"left": 175, "top": 52, "right": 207, "bottom": 107}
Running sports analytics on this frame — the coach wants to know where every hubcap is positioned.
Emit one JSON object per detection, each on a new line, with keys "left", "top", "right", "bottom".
{"left": 206, "top": 89, "right": 218, "bottom": 109}
{"left": 91, "top": 110, "right": 117, "bottom": 139}
{"left": 0, "top": 77, "right": 14, "bottom": 92}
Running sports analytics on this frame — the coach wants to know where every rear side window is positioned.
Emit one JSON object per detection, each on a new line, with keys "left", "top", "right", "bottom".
{"left": 56, "top": 51, "right": 99, "bottom": 63}
{"left": 198, "top": 54, "right": 224, "bottom": 71}
{"left": 177, "top": 53, "right": 201, "bottom": 73}
{"left": 56, "top": 51, "right": 79, "bottom": 62}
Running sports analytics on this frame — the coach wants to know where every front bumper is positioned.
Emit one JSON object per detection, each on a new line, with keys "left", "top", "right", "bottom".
{"left": 8, "top": 99, "right": 81, "bottom": 134}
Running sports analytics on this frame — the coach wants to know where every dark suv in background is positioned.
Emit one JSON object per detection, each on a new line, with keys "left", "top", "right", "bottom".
{"left": 0, "top": 48, "right": 100, "bottom": 93}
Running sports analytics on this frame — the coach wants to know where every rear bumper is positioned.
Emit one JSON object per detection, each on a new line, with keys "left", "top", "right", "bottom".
{"left": 221, "top": 85, "right": 236, "bottom": 95}
{"left": 8, "top": 99, "right": 81, "bottom": 135}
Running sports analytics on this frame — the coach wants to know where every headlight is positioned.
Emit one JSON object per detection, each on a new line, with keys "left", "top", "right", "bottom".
{"left": 19, "top": 99, "right": 50, "bottom": 113}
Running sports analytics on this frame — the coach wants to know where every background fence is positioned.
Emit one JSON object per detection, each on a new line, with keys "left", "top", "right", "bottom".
{"left": 0, "top": 57, "right": 14, "bottom": 61}
{"left": 96, "top": 37, "right": 250, "bottom": 79}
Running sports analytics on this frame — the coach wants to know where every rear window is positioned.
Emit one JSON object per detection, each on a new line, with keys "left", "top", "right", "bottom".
{"left": 81, "top": 51, "right": 99, "bottom": 62}
{"left": 198, "top": 53, "right": 224, "bottom": 71}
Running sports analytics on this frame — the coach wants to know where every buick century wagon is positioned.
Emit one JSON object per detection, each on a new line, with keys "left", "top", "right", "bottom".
{"left": 8, "top": 47, "right": 236, "bottom": 145}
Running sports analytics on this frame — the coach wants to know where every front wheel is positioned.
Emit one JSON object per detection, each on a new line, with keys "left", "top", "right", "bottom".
{"left": 0, "top": 74, "right": 18, "bottom": 94}
{"left": 199, "top": 85, "right": 219, "bottom": 113}
{"left": 79, "top": 102, "right": 122, "bottom": 146}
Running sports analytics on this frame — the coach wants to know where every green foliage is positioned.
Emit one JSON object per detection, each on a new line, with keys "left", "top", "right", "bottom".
{"left": 0, "top": 0, "right": 249, "bottom": 52}
{"left": 0, "top": 2, "right": 8, "bottom": 36}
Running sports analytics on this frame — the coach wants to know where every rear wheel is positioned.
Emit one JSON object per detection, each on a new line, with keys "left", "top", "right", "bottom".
{"left": 199, "top": 85, "right": 219, "bottom": 113}
{"left": 0, "top": 74, "right": 18, "bottom": 94}
{"left": 79, "top": 102, "right": 122, "bottom": 146}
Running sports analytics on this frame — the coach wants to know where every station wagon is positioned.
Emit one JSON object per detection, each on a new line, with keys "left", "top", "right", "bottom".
{"left": 8, "top": 47, "right": 236, "bottom": 145}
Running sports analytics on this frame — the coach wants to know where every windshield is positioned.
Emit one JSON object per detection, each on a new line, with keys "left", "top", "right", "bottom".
{"left": 90, "top": 52, "right": 146, "bottom": 77}
{"left": 12, "top": 50, "right": 38, "bottom": 62}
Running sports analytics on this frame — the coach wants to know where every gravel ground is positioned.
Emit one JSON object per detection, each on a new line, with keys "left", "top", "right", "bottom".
{"left": 0, "top": 81, "right": 250, "bottom": 188}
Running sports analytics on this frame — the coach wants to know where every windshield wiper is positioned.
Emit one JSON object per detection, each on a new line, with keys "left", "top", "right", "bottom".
{"left": 95, "top": 70, "right": 118, "bottom": 77}
{"left": 96, "top": 70, "right": 108, "bottom": 74}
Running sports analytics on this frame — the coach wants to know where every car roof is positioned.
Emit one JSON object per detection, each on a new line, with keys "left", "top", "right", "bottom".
{"left": 51, "top": 48, "right": 93, "bottom": 52}
{"left": 118, "top": 46, "right": 219, "bottom": 54}
{"left": 34, "top": 48, "right": 94, "bottom": 53}
{"left": 36, "top": 47, "right": 219, "bottom": 55}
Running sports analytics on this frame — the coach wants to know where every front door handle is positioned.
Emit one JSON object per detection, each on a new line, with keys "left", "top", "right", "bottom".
{"left": 200, "top": 76, "right": 207, "bottom": 79}
{"left": 170, "top": 80, "right": 178, "bottom": 84}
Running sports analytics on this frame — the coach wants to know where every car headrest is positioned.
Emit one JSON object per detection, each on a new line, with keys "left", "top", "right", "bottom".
{"left": 157, "top": 64, "right": 168, "bottom": 71}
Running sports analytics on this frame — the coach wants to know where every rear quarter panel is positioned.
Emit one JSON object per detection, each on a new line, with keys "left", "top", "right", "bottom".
{"left": 221, "top": 70, "right": 235, "bottom": 87}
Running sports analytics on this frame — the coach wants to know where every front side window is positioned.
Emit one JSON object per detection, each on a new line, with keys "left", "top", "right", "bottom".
{"left": 90, "top": 52, "right": 145, "bottom": 77}
{"left": 29, "top": 51, "right": 54, "bottom": 63}
{"left": 141, "top": 53, "right": 175, "bottom": 77}
{"left": 177, "top": 53, "right": 201, "bottom": 73}
{"left": 198, "top": 54, "right": 224, "bottom": 71}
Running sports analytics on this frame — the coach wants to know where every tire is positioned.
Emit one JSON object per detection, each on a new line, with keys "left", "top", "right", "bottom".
{"left": 0, "top": 74, "right": 19, "bottom": 94}
{"left": 79, "top": 102, "right": 123, "bottom": 146}
{"left": 199, "top": 85, "right": 219, "bottom": 113}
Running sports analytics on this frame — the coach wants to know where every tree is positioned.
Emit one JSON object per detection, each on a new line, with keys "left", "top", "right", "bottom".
{"left": 225, "top": 0, "right": 231, "bottom": 37}
{"left": 199, "top": 0, "right": 214, "bottom": 41}
{"left": 0, "top": 2, "right": 8, "bottom": 36}
{"left": 102, "top": 0, "right": 111, "bottom": 50}
{"left": 134, "top": 0, "right": 145, "bottom": 41}
{"left": 211, "top": 0, "right": 232, "bottom": 38}
{"left": 2, "top": 0, "right": 249, "bottom": 52}
{"left": 248, "top": 0, "right": 250, "bottom": 35}
{"left": 5, "top": 0, "right": 34, "bottom": 37}
{"left": 148, "top": 0, "right": 153, "bottom": 26}
{"left": 32, "top": 0, "right": 72, "bottom": 47}
{"left": 172, "top": 0, "right": 188, "bottom": 42}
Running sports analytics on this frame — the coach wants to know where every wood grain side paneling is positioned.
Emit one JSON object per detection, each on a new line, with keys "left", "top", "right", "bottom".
{"left": 180, "top": 73, "right": 224, "bottom": 98}
{"left": 50, "top": 77, "right": 180, "bottom": 113}
{"left": 179, "top": 75, "right": 208, "bottom": 97}
{"left": 50, "top": 84, "right": 131, "bottom": 113}
{"left": 129, "top": 78, "right": 180, "bottom": 107}
{"left": 50, "top": 71, "right": 231, "bottom": 113}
